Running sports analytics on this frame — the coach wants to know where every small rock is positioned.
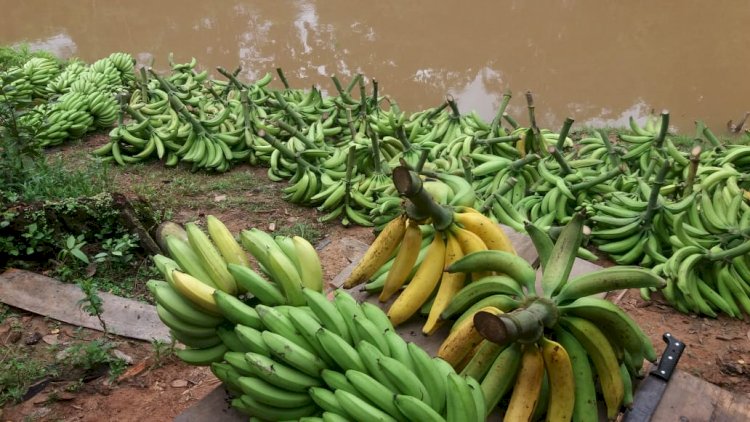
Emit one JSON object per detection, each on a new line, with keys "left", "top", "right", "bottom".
{"left": 42, "top": 334, "right": 59, "bottom": 345}
{"left": 112, "top": 350, "right": 134, "bottom": 365}
{"left": 268, "top": 222, "right": 276, "bottom": 231}
{"left": 55, "top": 392, "right": 76, "bottom": 401}
{"left": 49, "top": 328, "right": 60, "bottom": 334}
{"left": 56, "top": 347, "right": 74, "bottom": 360}
{"left": 25, "top": 331, "right": 43, "bottom": 345}
{"left": 214, "top": 194, "right": 227, "bottom": 202}
{"left": 29, "top": 407, "right": 51, "bottom": 419}
{"left": 719, "top": 361, "right": 744, "bottom": 375}
{"left": 171, "top": 379, "right": 189, "bottom": 388}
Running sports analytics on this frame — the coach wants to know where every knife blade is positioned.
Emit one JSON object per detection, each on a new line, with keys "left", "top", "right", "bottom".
{"left": 622, "top": 332, "right": 686, "bottom": 422}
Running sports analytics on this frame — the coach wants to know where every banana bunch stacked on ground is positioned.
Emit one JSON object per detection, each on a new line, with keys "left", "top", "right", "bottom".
{"left": 147, "top": 218, "right": 485, "bottom": 420}
{"left": 211, "top": 289, "right": 486, "bottom": 421}
{"left": 639, "top": 163, "right": 750, "bottom": 317}
{"left": 0, "top": 56, "right": 61, "bottom": 103}
{"left": 148, "top": 215, "right": 324, "bottom": 353}
{"left": 5, "top": 53, "right": 134, "bottom": 146}
{"left": 343, "top": 200, "right": 519, "bottom": 336}
{"left": 434, "top": 215, "right": 665, "bottom": 421}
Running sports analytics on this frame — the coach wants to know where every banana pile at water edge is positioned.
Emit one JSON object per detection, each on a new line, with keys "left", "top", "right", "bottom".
{"left": 3, "top": 52, "right": 135, "bottom": 146}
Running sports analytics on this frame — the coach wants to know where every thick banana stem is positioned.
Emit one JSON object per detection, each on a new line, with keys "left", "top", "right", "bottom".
{"left": 330, "top": 74, "right": 356, "bottom": 104}
{"left": 425, "top": 99, "right": 450, "bottom": 122}
{"left": 654, "top": 110, "right": 670, "bottom": 149}
{"left": 274, "top": 119, "right": 317, "bottom": 149}
{"left": 643, "top": 159, "right": 671, "bottom": 228}
{"left": 393, "top": 166, "right": 454, "bottom": 230}
{"left": 276, "top": 67, "right": 290, "bottom": 89}
{"left": 489, "top": 89, "right": 512, "bottom": 136}
{"left": 570, "top": 165, "right": 626, "bottom": 193}
{"left": 503, "top": 112, "right": 519, "bottom": 129}
{"left": 138, "top": 67, "right": 149, "bottom": 102}
{"left": 461, "top": 156, "right": 474, "bottom": 184}
{"left": 259, "top": 130, "right": 316, "bottom": 170}
{"left": 346, "top": 73, "right": 363, "bottom": 95}
{"left": 272, "top": 90, "right": 307, "bottom": 130}
{"left": 707, "top": 240, "right": 750, "bottom": 261}
{"left": 415, "top": 149, "right": 429, "bottom": 173}
{"left": 683, "top": 145, "right": 702, "bottom": 197}
{"left": 702, "top": 125, "right": 726, "bottom": 150}
{"left": 597, "top": 129, "right": 621, "bottom": 167}
{"left": 474, "top": 299, "right": 559, "bottom": 347}
{"left": 556, "top": 117, "right": 574, "bottom": 150}
{"left": 478, "top": 177, "right": 517, "bottom": 214}
{"left": 447, "top": 94, "right": 460, "bottom": 118}
{"left": 547, "top": 146, "right": 573, "bottom": 175}
{"left": 344, "top": 145, "right": 357, "bottom": 206}
{"left": 240, "top": 89, "right": 253, "bottom": 131}
{"left": 510, "top": 153, "right": 541, "bottom": 172}
{"left": 217, "top": 66, "right": 246, "bottom": 90}
{"left": 150, "top": 69, "right": 207, "bottom": 134}
{"left": 371, "top": 78, "right": 379, "bottom": 108}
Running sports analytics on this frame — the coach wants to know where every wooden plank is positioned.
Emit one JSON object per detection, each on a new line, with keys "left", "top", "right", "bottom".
{"left": 0, "top": 268, "right": 170, "bottom": 342}
{"left": 651, "top": 369, "right": 750, "bottom": 421}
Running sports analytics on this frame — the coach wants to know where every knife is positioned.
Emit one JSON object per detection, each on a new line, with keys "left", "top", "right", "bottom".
{"left": 622, "top": 332, "right": 686, "bottom": 422}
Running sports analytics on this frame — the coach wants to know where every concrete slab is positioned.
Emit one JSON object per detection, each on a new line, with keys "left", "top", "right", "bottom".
{"left": 0, "top": 268, "right": 170, "bottom": 342}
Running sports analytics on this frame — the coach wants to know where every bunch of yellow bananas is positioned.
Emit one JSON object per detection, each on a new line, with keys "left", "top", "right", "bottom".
{"left": 343, "top": 206, "right": 523, "bottom": 335}
{"left": 434, "top": 214, "right": 666, "bottom": 421}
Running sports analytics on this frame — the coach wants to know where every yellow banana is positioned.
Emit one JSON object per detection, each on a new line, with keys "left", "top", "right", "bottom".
{"left": 450, "top": 224, "right": 488, "bottom": 255}
{"left": 387, "top": 233, "right": 446, "bottom": 326}
{"left": 437, "top": 305, "right": 503, "bottom": 368}
{"left": 449, "top": 224, "right": 490, "bottom": 280}
{"left": 454, "top": 211, "right": 516, "bottom": 254}
{"left": 344, "top": 215, "right": 407, "bottom": 288}
{"left": 423, "top": 231, "right": 465, "bottom": 335}
{"left": 206, "top": 215, "right": 250, "bottom": 268}
{"left": 504, "top": 343, "right": 544, "bottom": 422}
{"left": 171, "top": 270, "right": 221, "bottom": 315}
{"left": 540, "top": 337, "right": 575, "bottom": 422}
{"left": 379, "top": 219, "right": 423, "bottom": 302}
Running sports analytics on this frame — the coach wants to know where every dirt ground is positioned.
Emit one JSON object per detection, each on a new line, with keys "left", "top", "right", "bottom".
{"left": 1, "top": 136, "right": 749, "bottom": 421}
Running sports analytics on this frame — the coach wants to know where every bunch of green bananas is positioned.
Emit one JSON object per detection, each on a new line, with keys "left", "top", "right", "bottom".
{"left": 209, "top": 289, "right": 485, "bottom": 421}
{"left": 148, "top": 215, "right": 485, "bottom": 421}
{"left": 5, "top": 53, "right": 134, "bottom": 147}
{"left": 434, "top": 215, "right": 664, "bottom": 421}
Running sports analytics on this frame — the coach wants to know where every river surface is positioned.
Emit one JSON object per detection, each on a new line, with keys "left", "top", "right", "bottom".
{"left": 2, "top": 0, "right": 749, "bottom": 132}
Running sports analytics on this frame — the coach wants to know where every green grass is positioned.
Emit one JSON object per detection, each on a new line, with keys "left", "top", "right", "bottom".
{"left": 0, "top": 44, "right": 61, "bottom": 71}
{"left": 0, "top": 347, "right": 57, "bottom": 405}
{"left": 274, "top": 222, "right": 323, "bottom": 244}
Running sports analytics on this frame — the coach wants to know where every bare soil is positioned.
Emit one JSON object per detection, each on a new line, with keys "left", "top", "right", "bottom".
{"left": 1, "top": 136, "right": 748, "bottom": 421}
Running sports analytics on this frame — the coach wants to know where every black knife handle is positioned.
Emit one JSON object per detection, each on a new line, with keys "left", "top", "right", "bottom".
{"left": 651, "top": 332, "right": 685, "bottom": 381}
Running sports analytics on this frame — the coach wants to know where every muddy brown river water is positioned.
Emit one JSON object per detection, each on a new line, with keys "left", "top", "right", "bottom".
{"left": 2, "top": 0, "right": 749, "bottom": 132}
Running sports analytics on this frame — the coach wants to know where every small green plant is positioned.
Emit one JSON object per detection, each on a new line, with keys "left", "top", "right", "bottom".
{"left": 63, "top": 339, "right": 127, "bottom": 383}
{"left": 77, "top": 278, "right": 107, "bottom": 333}
{"left": 150, "top": 338, "right": 176, "bottom": 369}
{"left": 94, "top": 233, "right": 139, "bottom": 267}
{"left": 58, "top": 234, "right": 90, "bottom": 264}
